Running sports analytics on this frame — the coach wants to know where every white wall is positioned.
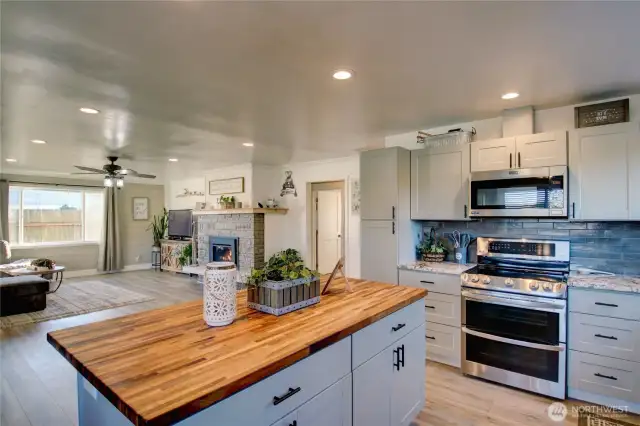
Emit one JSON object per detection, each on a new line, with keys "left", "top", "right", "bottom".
{"left": 165, "top": 177, "right": 206, "bottom": 210}
{"left": 385, "top": 94, "right": 640, "bottom": 148}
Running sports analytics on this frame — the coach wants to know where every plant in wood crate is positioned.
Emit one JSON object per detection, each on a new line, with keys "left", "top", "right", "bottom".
{"left": 417, "top": 227, "right": 447, "bottom": 263}
{"left": 246, "top": 249, "right": 320, "bottom": 316}
{"left": 147, "top": 208, "right": 168, "bottom": 250}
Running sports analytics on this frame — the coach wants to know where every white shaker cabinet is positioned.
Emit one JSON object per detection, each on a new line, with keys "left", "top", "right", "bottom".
{"left": 569, "top": 123, "right": 639, "bottom": 220}
{"left": 411, "top": 144, "right": 470, "bottom": 220}
{"left": 470, "top": 137, "right": 515, "bottom": 172}
{"left": 390, "top": 324, "right": 427, "bottom": 426}
{"left": 361, "top": 148, "right": 402, "bottom": 220}
{"left": 516, "top": 131, "right": 567, "bottom": 168}
{"left": 360, "top": 221, "right": 398, "bottom": 285}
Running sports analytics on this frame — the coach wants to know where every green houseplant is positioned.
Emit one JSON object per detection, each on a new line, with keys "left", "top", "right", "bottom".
{"left": 178, "top": 243, "right": 193, "bottom": 267}
{"left": 147, "top": 208, "right": 168, "bottom": 250}
{"left": 218, "top": 195, "right": 235, "bottom": 209}
{"left": 246, "top": 249, "right": 321, "bottom": 316}
{"left": 417, "top": 227, "right": 447, "bottom": 262}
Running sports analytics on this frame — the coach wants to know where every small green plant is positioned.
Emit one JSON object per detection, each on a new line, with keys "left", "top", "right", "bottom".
{"left": 31, "top": 258, "right": 55, "bottom": 269}
{"left": 417, "top": 228, "right": 447, "bottom": 257}
{"left": 247, "top": 249, "right": 319, "bottom": 287}
{"left": 146, "top": 208, "right": 168, "bottom": 247}
{"left": 178, "top": 243, "right": 192, "bottom": 266}
{"left": 219, "top": 195, "right": 235, "bottom": 207}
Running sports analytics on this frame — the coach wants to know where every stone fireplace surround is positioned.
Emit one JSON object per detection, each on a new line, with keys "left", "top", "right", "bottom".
{"left": 196, "top": 213, "right": 265, "bottom": 286}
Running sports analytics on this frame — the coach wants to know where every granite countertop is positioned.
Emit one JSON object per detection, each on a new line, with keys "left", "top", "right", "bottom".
{"left": 568, "top": 275, "right": 640, "bottom": 294}
{"left": 399, "top": 261, "right": 475, "bottom": 275}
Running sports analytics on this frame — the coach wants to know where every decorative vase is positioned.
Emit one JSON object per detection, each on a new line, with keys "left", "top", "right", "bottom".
{"left": 203, "top": 261, "right": 237, "bottom": 327}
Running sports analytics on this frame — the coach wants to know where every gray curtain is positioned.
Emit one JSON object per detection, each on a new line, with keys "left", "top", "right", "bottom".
{"left": 0, "top": 180, "right": 9, "bottom": 264}
{"left": 98, "top": 187, "right": 123, "bottom": 272}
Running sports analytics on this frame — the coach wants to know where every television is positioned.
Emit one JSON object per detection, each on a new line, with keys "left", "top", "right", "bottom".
{"left": 168, "top": 209, "right": 193, "bottom": 239}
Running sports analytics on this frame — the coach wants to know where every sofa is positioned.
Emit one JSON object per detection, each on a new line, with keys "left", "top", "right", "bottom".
{"left": 0, "top": 275, "right": 50, "bottom": 316}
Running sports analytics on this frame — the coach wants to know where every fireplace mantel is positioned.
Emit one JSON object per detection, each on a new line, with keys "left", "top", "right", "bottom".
{"left": 193, "top": 208, "right": 287, "bottom": 216}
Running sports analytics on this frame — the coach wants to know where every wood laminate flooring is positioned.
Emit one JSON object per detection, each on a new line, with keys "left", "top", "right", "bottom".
{"left": 1, "top": 270, "right": 639, "bottom": 426}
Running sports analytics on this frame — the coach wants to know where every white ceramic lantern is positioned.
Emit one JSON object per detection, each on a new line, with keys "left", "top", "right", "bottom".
{"left": 203, "top": 261, "right": 237, "bottom": 327}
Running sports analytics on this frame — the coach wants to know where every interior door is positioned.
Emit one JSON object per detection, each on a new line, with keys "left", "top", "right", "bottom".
{"left": 391, "top": 324, "right": 427, "bottom": 426}
{"left": 316, "top": 189, "right": 342, "bottom": 273}
{"left": 411, "top": 145, "right": 470, "bottom": 220}
{"left": 297, "top": 374, "right": 352, "bottom": 426}
{"left": 516, "top": 131, "right": 567, "bottom": 168}
{"left": 570, "top": 123, "right": 632, "bottom": 220}
{"left": 353, "top": 345, "right": 393, "bottom": 426}
{"left": 361, "top": 221, "right": 398, "bottom": 285}
{"left": 470, "top": 138, "right": 516, "bottom": 172}
{"left": 360, "top": 149, "right": 398, "bottom": 220}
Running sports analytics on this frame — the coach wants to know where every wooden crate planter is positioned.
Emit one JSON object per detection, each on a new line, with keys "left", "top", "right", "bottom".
{"left": 247, "top": 276, "right": 321, "bottom": 316}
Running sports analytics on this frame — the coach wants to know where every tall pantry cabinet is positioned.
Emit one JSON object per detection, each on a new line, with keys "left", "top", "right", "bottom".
{"left": 360, "top": 147, "right": 413, "bottom": 285}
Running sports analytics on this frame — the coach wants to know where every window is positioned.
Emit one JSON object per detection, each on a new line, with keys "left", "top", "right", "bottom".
{"left": 8, "top": 185, "right": 105, "bottom": 246}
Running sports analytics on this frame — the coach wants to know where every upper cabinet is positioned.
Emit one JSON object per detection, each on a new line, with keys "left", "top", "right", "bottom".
{"left": 470, "top": 132, "right": 567, "bottom": 172}
{"left": 569, "top": 122, "right": 640, "bottom": 221}
{"left": 470, "top": 137, "right": 515, "bottom": 172}
{"left": 411, "top": 144, "right": 470, "bottom": 220}
{"left": 361, "top": 148, "right": 405, "bottom": 220}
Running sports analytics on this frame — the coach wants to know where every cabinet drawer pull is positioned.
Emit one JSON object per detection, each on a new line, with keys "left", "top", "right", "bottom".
{"left": 518, "top": 152, "right": 521, "bottom": 168}
{"left": 594, "top": 373, "right": 617, "bottom": 381}
{"left": 392, "top": 323, "right": 406, "bottom": 332}
{"left": 425, "top": 305, "right": 436, "bottom": 309}
{"left": 273, "top": 387, "right": 301, "bottom": 406}
{"left": 464, "top": 204, "right": 468, "bottom": 219}
{"left": 420, "top": 280, "right": 435, "bottom": 285}
{"left": 393, "top": 347, "right": 400, "bottom": 371}
{"left": 392, "top": 206, "right": 396, "bottom": 220}
{"left": 426, "top": 335, "right": 436, "bottom": 340}
{"left": 509, "top": 153, "right": 512, "bottom": 169}
{"left": 289, "top": 422, "right": 297, "bottom": 426}
{"left": 399, "top": 344, "right": 405, "bottom": 368}
{"left": 595, "top": 302, "right": 618, "bottom": 308}
{"left": 594, "top": 334, "right": 618, "bottom": 340}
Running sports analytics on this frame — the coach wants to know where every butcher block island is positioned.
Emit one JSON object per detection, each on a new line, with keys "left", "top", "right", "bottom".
{"left": 47, "top": 277, "right": 427, "bottom": 426}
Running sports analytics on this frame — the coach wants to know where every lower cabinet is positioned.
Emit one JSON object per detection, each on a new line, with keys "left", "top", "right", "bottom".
{"left": 353, "top": 323, "right": 426, "bottom": 426}
{"left": 425, "top": 322, "right": 461, "bottom": 368}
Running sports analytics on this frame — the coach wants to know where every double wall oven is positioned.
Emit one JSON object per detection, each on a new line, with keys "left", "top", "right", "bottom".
{"left": 461, "top": 237, "right": 570, "bottom": 399}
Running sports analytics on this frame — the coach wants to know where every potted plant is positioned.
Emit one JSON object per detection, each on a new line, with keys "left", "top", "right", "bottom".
{"left": 417, "top": 228, "right": 447, "bottom": 262}
{"left": 178, "top": 243, "right": 193, "bottom": 267}
{"left": 246, "top": 249, "right": 321, "bottom": 316}
{"left": 218, "top": 195, "right": 235, "bottom": 209}
{"left": 147, "top": 208, "right": 168, "bottom": 252}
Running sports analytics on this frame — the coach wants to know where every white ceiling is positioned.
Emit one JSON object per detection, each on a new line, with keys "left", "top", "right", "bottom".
{"left": 3, "top": 1, "right": 640, "bottom": 180}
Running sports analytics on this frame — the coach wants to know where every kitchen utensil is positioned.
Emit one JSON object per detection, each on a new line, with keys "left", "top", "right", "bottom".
{"left": 450, "top": 230, "right": 461, "bottom": 248}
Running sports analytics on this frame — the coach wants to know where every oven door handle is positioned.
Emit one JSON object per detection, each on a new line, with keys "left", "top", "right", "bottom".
{"left": 462, "top": 327, "right": 565, "bottom": 352}
{"left": 462, "top": 291, "right": 565, "bottom": 312}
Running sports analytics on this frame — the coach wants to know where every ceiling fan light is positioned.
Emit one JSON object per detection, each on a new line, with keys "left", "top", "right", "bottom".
{"left": 116, "top": 178, "right": 124, "bottom": 188}
{"left": 104, "top": 177, "right": 114, "bottom": 187}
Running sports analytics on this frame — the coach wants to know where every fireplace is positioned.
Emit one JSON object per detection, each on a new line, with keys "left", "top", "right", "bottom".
{"left": 209, "top": 236, "right": 239, "bottom": 267}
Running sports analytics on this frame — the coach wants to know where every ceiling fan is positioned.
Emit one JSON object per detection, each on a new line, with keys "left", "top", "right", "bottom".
{"left": 73, "top": 156, "right": 156, "bottom": 188}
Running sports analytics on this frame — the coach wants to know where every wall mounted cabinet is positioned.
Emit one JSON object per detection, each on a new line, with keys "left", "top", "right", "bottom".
{"left": 411, "top": 144, "right": 470, "bottom": 220}
{"left": 470, "top": 132, "right": 567, "bottom": 172}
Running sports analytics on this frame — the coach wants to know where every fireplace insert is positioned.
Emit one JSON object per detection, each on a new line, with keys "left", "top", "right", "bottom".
{"left": 209, "top": 236, "right": 239, "bottom": 267}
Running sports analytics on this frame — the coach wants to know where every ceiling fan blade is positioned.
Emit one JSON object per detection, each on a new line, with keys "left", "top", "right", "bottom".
{"left": 136, "top": 173, "right": 156, "bottom": 179}
{"left": 74, "top": 165, "right": 104, "bottom": 173}
{"left": 117, "top": 169, "right": 137, "bottom": 176}
{"left": 71, "top": 172, "right": 103, "bottom": 175}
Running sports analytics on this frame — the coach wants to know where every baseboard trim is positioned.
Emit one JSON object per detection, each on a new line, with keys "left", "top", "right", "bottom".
{"left": 122, "top": 263, "right": 152, "bottom": 272}
{"left": 65, "top": 269, "right": 99, "bottom": 278}
{"left": 64, "top": 264, "right": 152, "bottom": 278}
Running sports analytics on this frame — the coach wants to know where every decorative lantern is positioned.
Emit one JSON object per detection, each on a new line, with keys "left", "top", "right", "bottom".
{"left": 203, "top": 261, "right": 237, "bottom": 327}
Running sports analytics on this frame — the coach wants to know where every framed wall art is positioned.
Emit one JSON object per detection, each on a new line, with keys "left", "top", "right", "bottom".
{"left": 208, "top": 177, "right": 245, "bottom": 196}
{"left": 132, "top": 197, "right": 149, "bottom": 221}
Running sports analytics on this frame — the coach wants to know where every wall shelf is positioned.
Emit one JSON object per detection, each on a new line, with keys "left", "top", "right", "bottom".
{"left": 192, "top": 208, "right": 288, "bottom": 216}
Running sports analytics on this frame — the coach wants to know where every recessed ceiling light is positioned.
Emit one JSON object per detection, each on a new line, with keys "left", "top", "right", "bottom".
{"left": 168, "top": 158, "right": 178, "bottom": 162}
{"left": 501, "top": 92, "right": 520, "bottom": 100}
{"left": 31, "top": 139, "right": 47, "bottom": 144}
{"left": 243, "top": 142, "right": 254, "bottom": 147}
{"left": 5, "top": 158, "right": 17, "bottom": 163}
{"left": 79, "top": 107, "right": 100, "bottom": 114}
{"left": 333, "top": 69, "right": 353, "bottom": 80}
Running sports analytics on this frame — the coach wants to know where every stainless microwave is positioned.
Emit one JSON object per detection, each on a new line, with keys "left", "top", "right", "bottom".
{"left": 469, "top": 166, "right": 567, "bottom": 218}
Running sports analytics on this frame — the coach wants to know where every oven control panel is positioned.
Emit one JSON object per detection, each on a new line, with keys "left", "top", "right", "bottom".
{"left": 488, "top": 241, "right": 555, "bottom": 257}
{"left": 477, "top": 237, "right": 570, "bottom": 263}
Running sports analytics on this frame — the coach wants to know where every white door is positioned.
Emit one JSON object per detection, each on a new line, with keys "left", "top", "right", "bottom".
{"left": 297, "top": 374, "right": 352, "bottom": 426}
{"left": 391, "top": 324, "right": 426, "bottom": 426}
{"left": 353, "top": 345, "right": 393, "bottom": 426}
{"left": 570, "top": 123, "right": 633, "bottom": 220}
{"left": 361, "top": 221, "right": 398, "bottom": 285}
{"left": 627, "top": 123, "right": 640, "bottom": 219}
{"left": 516, "top": 131, "right": 567, "bottom": 168}
{"left": 470, "top": 137, "right": 516, "bottom": 172}
{"left": 411, "top": 145, "right": 470, "bottom": 220}
{"left": 360, "top": 149, "right": 398, "bottom": 220}
{"left": 316, "top": 189, "right": 342, "bottom": 274}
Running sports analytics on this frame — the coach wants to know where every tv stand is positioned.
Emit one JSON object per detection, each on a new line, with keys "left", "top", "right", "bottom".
{"left": 159, "top": 239, "right": 192, "bottom": 273}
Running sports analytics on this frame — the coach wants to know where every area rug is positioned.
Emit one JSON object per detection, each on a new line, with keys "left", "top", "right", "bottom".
{"left": 0, "top": 280, "right": 154, "bottom": 328}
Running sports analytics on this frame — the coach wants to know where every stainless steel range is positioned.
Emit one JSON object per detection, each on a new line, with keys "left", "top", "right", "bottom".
{"left": 461, "top": 237, "right": 570, "bottom": 399}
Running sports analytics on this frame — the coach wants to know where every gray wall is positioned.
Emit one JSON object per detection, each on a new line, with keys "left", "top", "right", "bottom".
{"left": 419, "top": 219, "right": 640, "bottom": 276}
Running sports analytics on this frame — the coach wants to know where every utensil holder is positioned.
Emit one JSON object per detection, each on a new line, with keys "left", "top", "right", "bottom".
{"left": 454, "top": 247, "right": 467, "bottom": 264}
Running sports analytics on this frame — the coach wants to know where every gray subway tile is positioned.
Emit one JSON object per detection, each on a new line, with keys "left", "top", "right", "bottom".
{"left": 523, "top": 222, "right": 553, "bottom": 229}
{"left": 553, "top": 222, "right": 587, "bottom": 230}
{"left": 537, "top": 229, "right": 570, "bottom": 237}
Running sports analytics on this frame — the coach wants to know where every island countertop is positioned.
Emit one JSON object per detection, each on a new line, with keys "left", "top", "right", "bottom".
{"left": 47, "top": 277, "right": 426, "bottom": 426}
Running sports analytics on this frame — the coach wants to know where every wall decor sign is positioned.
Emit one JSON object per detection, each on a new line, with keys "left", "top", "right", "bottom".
{"left": 280, "top": 171, "right": 297, "bottom": 197}
{"left": 575, "top": 99, "right": 629, "bottom": 128}
{"left": 351, "top": 178, "right": 360, "bottom": 214}
{"left": 132, "top": 197, "right": 149, "bottom": 221}
{"left": 208, "top": 177, "right": 244, "bottom": 196}
{"left": 176, "top": 188, "right": 205, "bottom": 198}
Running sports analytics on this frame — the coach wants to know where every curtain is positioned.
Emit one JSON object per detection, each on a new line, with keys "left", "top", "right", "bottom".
{"left": 98, "top": 187, "right": 123, "bottom": 272}
{"left": 0, "top": 180, "right": 9, "bottom": 264}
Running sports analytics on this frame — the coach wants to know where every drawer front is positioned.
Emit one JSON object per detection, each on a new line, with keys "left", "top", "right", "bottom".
{"left": 569, "top": 350, "right": 640, "bottom": 403}
{"left": 399, "top": 270, "right": 461, "bottom": 296}
{"left": 570, "top": 312, "right": 640, "bottom": 362}
{"left": 425, "top": 322, "right": 461, "bottom": 368}
{"left": 569, "top": 288, "right": 640, "bottom": 320}
{"left": 352, "top": 299, "right": 424, "bottom": 369}
{"left": 187, "top": 337, "right": 351, "bottom": 426}
{"left": 425, "top": 293, "right": 461, "bottom": 328}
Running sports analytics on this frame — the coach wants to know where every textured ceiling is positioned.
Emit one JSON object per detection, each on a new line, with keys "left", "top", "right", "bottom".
{"left": 2, "top": 1, "right": 640, "bottom": 179}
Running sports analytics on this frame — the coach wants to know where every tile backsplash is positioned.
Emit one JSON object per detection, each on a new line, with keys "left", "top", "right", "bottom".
{"left": 419, "top": 219, "right": 640, "bottom": 276}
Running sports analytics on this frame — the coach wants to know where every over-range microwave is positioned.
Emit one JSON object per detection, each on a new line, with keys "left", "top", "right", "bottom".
{"left": 469, "top": 166, "right": 567, "bottom": 218}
